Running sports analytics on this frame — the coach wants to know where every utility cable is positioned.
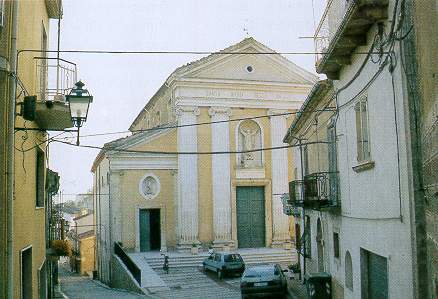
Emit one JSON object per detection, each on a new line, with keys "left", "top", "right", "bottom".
{"left": 55, "top": 109, "right": 336, "bottom": 139}
{"left": 52, "top": 139, "right": 330, "bottom": 155}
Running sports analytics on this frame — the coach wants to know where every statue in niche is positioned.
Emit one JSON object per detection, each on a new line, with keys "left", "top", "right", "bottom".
{"left": 239, "top": 120, "right": 261, "bottom": 168}
{"left": 141, "top": 176, "right": 157, "bottom": 198}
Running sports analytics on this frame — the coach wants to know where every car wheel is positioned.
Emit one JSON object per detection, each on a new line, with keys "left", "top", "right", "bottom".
{"left": 217, "top": 269, "right": 223, "bottom": 279}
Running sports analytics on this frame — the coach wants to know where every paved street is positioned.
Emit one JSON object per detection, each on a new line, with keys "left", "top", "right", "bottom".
{"left": 58, "top": 265, "right": 146, "bottom": 299}
{"left": 59, "top": 263, "right": 307, "bottom": 299}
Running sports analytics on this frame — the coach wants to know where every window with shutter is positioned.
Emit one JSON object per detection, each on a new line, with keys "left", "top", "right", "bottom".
{"left": 355, "top": 97, "right": 371, "bottom": 162}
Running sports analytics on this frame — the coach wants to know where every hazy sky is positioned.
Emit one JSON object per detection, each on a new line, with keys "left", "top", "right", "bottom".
{"left": 47, "top": 0, "right": 325, "bottom": 200}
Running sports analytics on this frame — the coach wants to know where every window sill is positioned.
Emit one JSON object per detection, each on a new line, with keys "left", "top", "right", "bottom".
{"left": 352, "top": 160, "right": 375, "bottom": 173}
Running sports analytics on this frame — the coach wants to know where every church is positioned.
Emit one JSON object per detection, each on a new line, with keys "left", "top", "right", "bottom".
{"left": 92, "top": 38, "right": 316, "bottom": 278}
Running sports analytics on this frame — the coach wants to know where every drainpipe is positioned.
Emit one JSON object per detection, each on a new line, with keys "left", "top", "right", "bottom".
{"left": 7, "top": 0, "right": 19, "bottom": 297}
{"left": 298, "top": 139, "right": 306, "bottom": 282}
{"left": 7, "top": 1, "right": 19, "bottom": 298}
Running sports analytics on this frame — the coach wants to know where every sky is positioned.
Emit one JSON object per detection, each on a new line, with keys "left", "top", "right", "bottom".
{"left": 48, "top": 0, "right": 325, "bottom": 200}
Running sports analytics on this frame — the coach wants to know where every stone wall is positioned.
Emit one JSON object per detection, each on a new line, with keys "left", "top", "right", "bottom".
{"left": 414, "top": 1, "right": 438, "bottom": 297}
{"left": 111, "top": 255, "right": 144, "bottom": 295}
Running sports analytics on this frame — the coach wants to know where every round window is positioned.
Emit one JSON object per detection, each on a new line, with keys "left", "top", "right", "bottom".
{"left": 246, "top": 65, "right": 254, "bottom": 73}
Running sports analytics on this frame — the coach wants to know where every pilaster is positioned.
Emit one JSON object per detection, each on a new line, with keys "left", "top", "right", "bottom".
{"left": 268, "top": 109, "right": 292, "bottom": 247}
{"left": 208, "top": 107, "right": 234, "bottom": 249}
{"left": 176, "top": 106, "right": 200, "bottom": 250}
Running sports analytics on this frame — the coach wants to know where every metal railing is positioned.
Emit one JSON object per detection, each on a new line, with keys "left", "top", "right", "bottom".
{"left": 114, "top": 242, "right": 141, "bottom": 285}
{"left": 314, "top": 0, "right": 354, "bottom": 63}
{"left": 288, "top": 171, "right": 339, "bottom": 209}
{"left": 35, "top": 57, "right": 77, "bottom": 102}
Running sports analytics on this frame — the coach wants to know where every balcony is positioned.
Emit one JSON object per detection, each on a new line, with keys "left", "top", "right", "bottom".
{"left": 314, "top": 0, "right": 389, "bottom": 79}
{"left": 288, "top": 172, "right": 339, "bottom": 210}
{"left": 34, "top": 57, "right": 77, "bottom": 130}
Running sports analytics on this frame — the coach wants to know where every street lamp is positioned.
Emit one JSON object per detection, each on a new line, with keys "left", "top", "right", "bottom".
{"left": 66, "top": 81, "right": 93, "bottom": 145}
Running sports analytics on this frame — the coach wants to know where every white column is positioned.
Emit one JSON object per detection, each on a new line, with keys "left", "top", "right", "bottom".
{"left": 176, "top": 106, "right": 200, "bottom": 247}
{"left": 208, "top": 107, "right": 233, "bottom": 248}
{"left": 268, "top": 109, "right": 291, "bottom": 246}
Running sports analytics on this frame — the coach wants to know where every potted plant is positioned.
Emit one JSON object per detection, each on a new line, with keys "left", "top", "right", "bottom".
{"left": 191, "top": 243, "right": 198, "bottom": 255}
{"left": 50, "top": 239, "right": 72, "bottom": 257}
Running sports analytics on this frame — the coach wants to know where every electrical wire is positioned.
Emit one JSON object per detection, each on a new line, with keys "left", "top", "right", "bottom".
{"left": 52, "top": 109, "right": 336, "bottom": 140}
{"left": 52, "top": 138, "right": 330, "bottom": 155}
{"left": 18, "top": 49, "right": 393, "bottom": 56}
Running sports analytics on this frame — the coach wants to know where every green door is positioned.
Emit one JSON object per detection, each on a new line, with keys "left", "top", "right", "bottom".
{"left": 140, "top": 209, "right": 161, "bottom": 252}
{"left": 139, "top": 209, "right": 151, "bottom": 252}
{"left": 368, "top": 252, "right": 388, "bottom": 299}
{"left": 236, "top": 186, "right": 265, "bottom": 248}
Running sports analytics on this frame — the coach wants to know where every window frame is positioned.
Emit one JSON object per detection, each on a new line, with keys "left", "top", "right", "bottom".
{"left": 354, "top": 96, "right": 371, "bottom": 163}
{"left": 333, "top": 232, "right": 340, "bottom": 259}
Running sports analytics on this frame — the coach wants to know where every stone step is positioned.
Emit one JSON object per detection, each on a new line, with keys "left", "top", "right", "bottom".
{"left": 145, "top": 252, "right": 296, "bottom": 263}
{"left": 147, "top": 255, "right": 296, "bottom": 269}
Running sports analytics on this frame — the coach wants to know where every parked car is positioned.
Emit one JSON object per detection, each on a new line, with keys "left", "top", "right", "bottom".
{"left": 202, "top": 252, "right": 245, "bottom": 279}
{"left": 240, "top": 264, "right": 288, "bottom": 299}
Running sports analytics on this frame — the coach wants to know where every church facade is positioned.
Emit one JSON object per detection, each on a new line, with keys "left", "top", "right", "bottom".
{"left": 92, "top": 37, "right": 316, "bottom": 283}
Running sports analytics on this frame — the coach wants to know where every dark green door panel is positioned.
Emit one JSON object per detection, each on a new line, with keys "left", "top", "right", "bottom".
{"left": 368, "top": 252, "right": 388, "bottom": 299}
{"left": 140, "top": 209, "right": 151, "bottom": 252}
{"left": 236, "top": 186, "right": 265, "bottom": 248}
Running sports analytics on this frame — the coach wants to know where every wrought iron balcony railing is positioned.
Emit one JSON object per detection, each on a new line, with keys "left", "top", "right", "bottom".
{"left": 288, "top": 171, "right": 339, "bottom": 210}
{"left": 313, "top": 0, "right": 389, "bottom": 79}
{"left": 35, "top": 57, "right": 77, "bottom": 102}
{"left": 314, "top": 0, "right": 352, "bottom": 63}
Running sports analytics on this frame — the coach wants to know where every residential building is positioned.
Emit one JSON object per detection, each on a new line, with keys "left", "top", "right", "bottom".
{"left": 69, "top": 212, "right": 95, "bottom": 276}
{"left": 283, "top": 80, "right": 341, "bottom": 294}
{"left": 0, "top": 0, "right": 78, "bottom": 298}
{"left": 284, "top": 0, "right": 434, "bottom": 298}
{"left": 92, "top": 37, "right": 317, "bottom": 285}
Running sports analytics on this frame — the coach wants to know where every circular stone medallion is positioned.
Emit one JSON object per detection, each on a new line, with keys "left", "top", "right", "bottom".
{"left": 139, "top": 174, "right": 160, "bottom": 200}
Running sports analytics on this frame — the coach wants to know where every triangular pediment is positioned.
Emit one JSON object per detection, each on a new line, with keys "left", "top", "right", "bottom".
{"left": 175, "top": 38, "right": 317, "bottom": 85}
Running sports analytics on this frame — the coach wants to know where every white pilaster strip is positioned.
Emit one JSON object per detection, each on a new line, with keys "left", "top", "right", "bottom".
{"left": 268, "top": 109, "right": 291, "bottom": 245}
{"left": 208, "top": 107, "right": 232, "bottom": 245}
{"left": 176, "top": 106, "right": 200, "bottom": 245}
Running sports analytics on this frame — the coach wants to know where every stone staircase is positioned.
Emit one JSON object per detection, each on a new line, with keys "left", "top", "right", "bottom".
{"left": 144, "top": 248, "right": 297, "bottom": 270}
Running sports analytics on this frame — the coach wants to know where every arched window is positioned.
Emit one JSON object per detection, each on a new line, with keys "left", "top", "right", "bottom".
{"left": 345, "top": 251, "right": 353, "bottom": 290}
{"left": 238, "top": 120, "right": 262, "bottom": 168}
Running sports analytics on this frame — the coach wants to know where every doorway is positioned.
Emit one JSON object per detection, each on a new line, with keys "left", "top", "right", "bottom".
{"left": 236, "top": 186, "right": 265, "bottom": 248}
{"left": 21, "top": 246, "right": 33, "bottom": 299}
{"left": 139, "top": 209, "right": 161, "bottom": 251}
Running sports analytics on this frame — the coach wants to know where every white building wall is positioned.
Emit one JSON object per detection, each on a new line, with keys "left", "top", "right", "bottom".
{"left": 333, "top": 17, "right": 414, "bottom": 299}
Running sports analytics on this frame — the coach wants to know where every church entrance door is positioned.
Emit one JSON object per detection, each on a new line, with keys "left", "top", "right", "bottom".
{"left": 139, "top": 209, "right": 161, "bottom": 251}
{"left": 236, "top": 186, "right": 265, "bottom": 248}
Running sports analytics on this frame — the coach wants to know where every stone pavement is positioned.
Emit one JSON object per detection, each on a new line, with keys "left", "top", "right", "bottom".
{"left": 148, "top": 267, "right": 240, "bottom": 298}
{"left": 58, "top": 261, "right": 307, "bottom": 299}
{"left": 58, "top": 265, "right": 148, "bottom": 299}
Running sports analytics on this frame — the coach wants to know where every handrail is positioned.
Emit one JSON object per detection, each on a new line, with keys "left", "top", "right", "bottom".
{"left": 288, "top": 171, "right": 340, "bottom": 209}
{"left": 114, "top": 242, "right": 141, "bottom": 285}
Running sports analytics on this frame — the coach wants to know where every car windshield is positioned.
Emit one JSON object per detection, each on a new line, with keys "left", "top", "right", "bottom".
{"left": 243, "top": 265, "right": 276, "bottom": 277}
{"left": 224, "top": 254, "right": 241, "bottom": 262}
